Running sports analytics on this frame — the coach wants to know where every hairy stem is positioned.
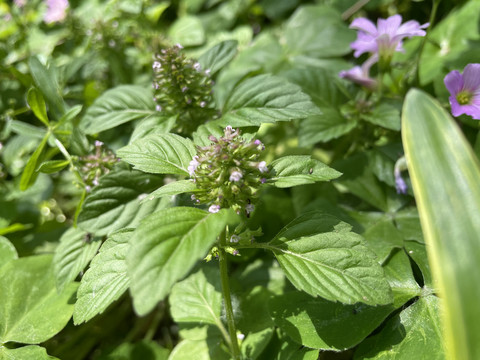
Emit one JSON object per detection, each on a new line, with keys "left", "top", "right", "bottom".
{"left": 218, "top": 228, "right": 241, "bottom": 359}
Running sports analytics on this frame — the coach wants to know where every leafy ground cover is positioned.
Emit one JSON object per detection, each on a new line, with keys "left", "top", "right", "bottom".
{"left": 1, "top": 0, "right": 479, "bottom": 359}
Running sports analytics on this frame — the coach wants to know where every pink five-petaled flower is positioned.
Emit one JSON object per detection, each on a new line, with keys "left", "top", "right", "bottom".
{"left": 44, "top": 0, "right": 69, "bottom": 24}
{"left": 350, "top": 15, "right": 428, "bottom": 61}
{"left": 444, "top": 64, "right": 480, "bottom": 120}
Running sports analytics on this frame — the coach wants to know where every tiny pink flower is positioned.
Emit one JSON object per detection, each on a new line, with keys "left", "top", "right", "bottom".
{"left": 188, "top": 156, "right": 200, "bottom": 176}
{"left": 229, "top": 170, "right": 243, "bottom": 182}
{"left": 209, "top": 204, "right": 220, "bottom": 213}
{"left": 257, "top": 161, "right": 268, "bottom": 174}
{"left": 444, "top": 64, "right": 480, "bottom": 120}
{"left": 44, "top": 0, "right": 69, "bottom": 24}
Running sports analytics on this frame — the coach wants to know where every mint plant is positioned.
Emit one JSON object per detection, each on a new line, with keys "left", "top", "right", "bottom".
{"left": 2, "top": 1, "right": 480, "bottom": 359}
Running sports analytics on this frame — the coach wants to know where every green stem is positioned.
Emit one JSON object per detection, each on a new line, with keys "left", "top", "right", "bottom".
{"left": 413, "top": 0, "right": 441, "bottom": 86}
{"left": 218, "top": 229, "right": 241, "bottom": 360}
{"left": 53, "top": 137, "right": 85, "bottom": 186}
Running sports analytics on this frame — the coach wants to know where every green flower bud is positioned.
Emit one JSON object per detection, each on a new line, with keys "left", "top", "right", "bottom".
{"left": 152, "top": 46, "right": 217, "bottom": 135}
{"left": 189, "top": 126, "right": 270, "bottom": 217}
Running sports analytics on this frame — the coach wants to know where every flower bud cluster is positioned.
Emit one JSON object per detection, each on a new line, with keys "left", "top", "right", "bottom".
{"left": 76, "top": 141, "right": 118, "bottom": 192}
{"left": 189, "top": 126, "right": 269, "bottom": 217}
{"left": 152, "top": 45, "right": 217, "bottom": 135}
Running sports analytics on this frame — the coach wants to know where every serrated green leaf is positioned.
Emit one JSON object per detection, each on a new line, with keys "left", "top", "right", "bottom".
{"left": 299, "top": 109, "right": 357, "bottom": 146}
{"left": 53, "top": 227, "right": 102, "bottom": 293}
{"left": 0, "top": 236, "right": 18, "bottom": 268}
{"left": 264, "top": 212, "right": 393, "bottom": 306}
{"left": 284, "top": 5, "right": 354, "bottom": 58}
{"left": 198, "top": 40, "right": 238, "bottom": 76}
{"left": 354, "top": 296, "right": 445, "bottom": 360}
{"left": 74, "top": 229, "right": 131, "bottom": 324}
{"left": 221, "top": 75, "right": 321, "bottom": 127}
{"left": 28, "top": 57, "right": 66, "bottom": 121}
{"left": 269, "top": 155, "right": 342, "bottom": 188}
{"left": 142, "top": 180, "right": 199, "bottom": 203}
{"left": 360, "top": 103, "right": 401, "bottom": 131}
{"left": 129, "top": 115, "right": 175, "bottom": 143}
{"left": 77, "top": 169, "right": 167, "bottom": 236}
{"left": 128, "top": 207, "right": 238, "bottom": 315}
{"left": 170, "top": 266, "right": 223, "bottom": 326}
{"left": 27, "top": 87, "right": 49, "bottom": 127}
{"left": 19, "top": 133, "right": 49, "bottom": 191}
{"left": 0, "top": 255, "right": 77, "bottom": 344}
{"left": 168, "top": 15, "right": 205, "bottom": 47}
{"left": 402, "top": 89, "right": 480, "bottom": 360}
{"left": 80, "top": 85, "right": 159, "bottom": 134}
{"left": 0, "top": 345, "right": 55, "bottom": 360}
{"left": 269, "top": 291, "right": 395, "bottom": 351}
{"left": 117, "top": 134, "right": 196, "bottom": 175}
{"left": 37, "top": 159, "right": 70, "bottom": 174}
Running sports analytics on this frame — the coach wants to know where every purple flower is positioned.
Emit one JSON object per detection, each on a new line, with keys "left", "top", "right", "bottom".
{"left": 394, "top": 156, "right": 408, "bottom": 195}
{"left": 44, "top": 0, "right": 69, "bottom": 24}
{"left": 339, "top": 55, "right": 378, "bottom": 89}
{"left": 444, "top": 64, "right": 480, "bottom": 120}
{"left": 394, "top": 170, "right": 408, "bottom": 194}
{"left": 350, "top": 15, "right": 428, "bottom": 60}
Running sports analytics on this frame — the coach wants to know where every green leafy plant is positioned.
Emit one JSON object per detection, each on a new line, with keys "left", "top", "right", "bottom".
{"left": 2, "top": 0, "right": 479, "bottom": 359}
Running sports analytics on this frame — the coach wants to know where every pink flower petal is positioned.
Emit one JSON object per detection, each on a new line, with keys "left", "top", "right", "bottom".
{"left": 350, "top": 18, "right": 377, "bottom": 35}
{"left": 397, "top": 20, "right": 429, "bottom": 38}
{"left": 449, "top": 96, "right": 464, "bottom": 117}
{"left": 462, "top": 63, "right": 480, "bottom": 92}
{"left": 377, "top": 15, "right": 402, "bottom": 38}
{"left": 444, "top": 70, "right": 464, "bottom": 96}
{"left": 461, "top": 104, "right": 480, "bottom": 120}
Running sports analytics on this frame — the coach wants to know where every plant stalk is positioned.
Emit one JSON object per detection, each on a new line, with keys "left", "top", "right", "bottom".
{"left": 218, "top": 229, "right": 241, "bottom": 360}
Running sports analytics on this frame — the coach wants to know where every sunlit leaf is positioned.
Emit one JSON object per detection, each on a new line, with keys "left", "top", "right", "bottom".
{"left": 74, "top": 229, "right": 131, "bottom": 324}
{"left": 77, "top": 168, "right": 167, "bottom": 236}
{"left": 128, "top": 207, "right": 238, "bottom": 316}
{"left": 80, "top": 85, "right": 159, "bottom": 134}
{"left": 117, "top": 134, "right": 196, "bottom": 175}
{"left": 0, "top": 255, "right": 77, "bottom": 344}
{"left": 265, "top": 212, "right": 393, "bottom": 306}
